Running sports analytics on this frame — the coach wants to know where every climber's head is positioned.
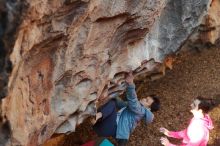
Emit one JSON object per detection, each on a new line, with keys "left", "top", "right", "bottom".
{"left": 140, "top": 95, "right": 160, "bottom": 112}
{"left": 191, "top": 96, "right": 215, "bottom": 116}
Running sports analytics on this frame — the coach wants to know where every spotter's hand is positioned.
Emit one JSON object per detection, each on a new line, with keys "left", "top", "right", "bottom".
{"left": 160, "top": 127, "right": 170, "bottom": 136}
{"left": 160, "top": 137, "right": 170, "bottom": 146}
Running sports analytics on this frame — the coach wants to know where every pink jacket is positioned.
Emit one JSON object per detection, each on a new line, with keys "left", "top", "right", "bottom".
{"left": 168, "top": 114, "right": 214, "bottom": 146}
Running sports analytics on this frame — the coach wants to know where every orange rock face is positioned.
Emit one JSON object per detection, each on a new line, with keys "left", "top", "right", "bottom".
{"left": 0, "top": 0, "right": 215, "bottom": 145}
{"left": 203, "top": 0, "right": 220, "bottom": 45}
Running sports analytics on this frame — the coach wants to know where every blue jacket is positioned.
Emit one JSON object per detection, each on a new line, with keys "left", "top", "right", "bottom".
{"left": 116, "top": 83, "right": 154, "bottom": 140}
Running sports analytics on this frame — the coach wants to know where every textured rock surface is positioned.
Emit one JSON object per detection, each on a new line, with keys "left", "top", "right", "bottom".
{"left": 0, "top": 0, "right": 213, "bottom": 145}
{"left": 181, "top": 0, "right": 220, "bottom": 52}
{"left": 201, "top": 0, "right": 220, "bottom": 45}
{"left": 0, "top": 0, "right": 24, "bottom": 99}
{"left": 0, "top": 1, "right": 25, "bottom": 145}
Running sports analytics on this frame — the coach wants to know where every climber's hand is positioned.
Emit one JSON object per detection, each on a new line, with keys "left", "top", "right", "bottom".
{"left": 125, "top": 72, "right": 134, "bottom": 84}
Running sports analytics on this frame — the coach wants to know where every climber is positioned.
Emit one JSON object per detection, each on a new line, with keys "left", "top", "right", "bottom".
{"left": 92, "top": 72, "right": 161, "bottom": 146}
{"left": 160, "top": 96, "right": 215, "bottom": 146}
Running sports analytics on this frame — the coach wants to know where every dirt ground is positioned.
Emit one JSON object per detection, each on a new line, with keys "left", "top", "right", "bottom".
{"left": 44, "top": 47, "right": 220, "bottom": 146}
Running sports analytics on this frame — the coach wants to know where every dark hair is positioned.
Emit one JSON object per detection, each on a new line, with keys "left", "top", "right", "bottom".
{"left": 196, "top": 96, "right": 216, "bottom": 113}
{"left": 149, "top": 95, "right": 160, "bottom": 112}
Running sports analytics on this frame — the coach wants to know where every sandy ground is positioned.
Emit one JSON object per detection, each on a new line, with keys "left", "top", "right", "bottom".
{"left": 44, "top": 47, "right": 220, "bottom": 146}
